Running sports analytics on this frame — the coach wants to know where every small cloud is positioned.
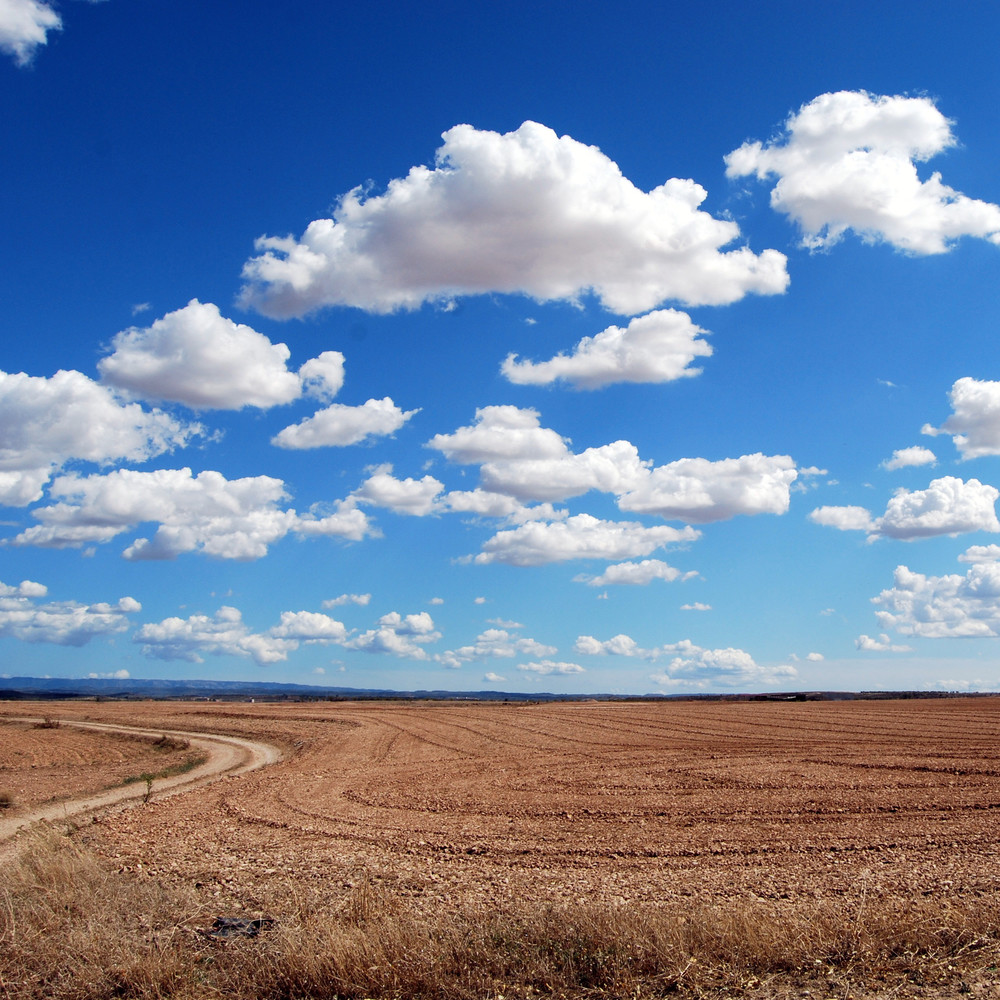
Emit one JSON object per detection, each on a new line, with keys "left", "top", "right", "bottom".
{"left": 820, "top": 608, "right": 835, "bottom": 616}
{"left": 487, "top": 617, "right": 524, "bottom": 629}
{"left": 518, "top": 660, "right": 585, "bottom": 675}
{"left": 131, "top": 302, "right": 151, "bottom": 316}
{"left": 88, "top": 670, "right": 130, "bottom": 679}
{"left": 429, "top": 597, "right": 444, "bottom": 605}
{"left": 322, "top": 593, "right": 371, "bottom": 608}
{"left": 878, "top": 378, "right": 899, "bottom": 389}
{"left": 680, "top": 602, "right": 711, "bottom": 611}
{"left": 312, "top": 667, "right": 326, "bottom": 675}
{"left": 483, "top": 672, "right": 506, "bottom": 682}
{"left": 856, "top": 633, "right": 913, "bottom": 652}
{"left": 806, "top": 652, "right": 824, "bottom": 661}
{"left": 474, "top": 596, "right": 487, "bottom": 605}
{"left": 881, "top": 446, "right": 936, "bottom": 471}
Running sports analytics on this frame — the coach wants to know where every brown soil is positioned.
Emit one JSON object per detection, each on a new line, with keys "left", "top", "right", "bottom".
{"left": 4, "top": 696, "right": 1000, "bottom": 921}
{"left": 0, "top": 717, "right": 204, "bottom": 815}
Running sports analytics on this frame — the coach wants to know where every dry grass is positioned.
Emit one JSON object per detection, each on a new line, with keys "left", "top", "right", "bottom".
{"left": 2, "top": 833, "right": 999, "bottom": 999}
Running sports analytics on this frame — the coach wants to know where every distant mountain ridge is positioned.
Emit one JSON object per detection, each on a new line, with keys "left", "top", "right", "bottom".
{"left": 0, "top": 675, "right": 984, "bottom": 703}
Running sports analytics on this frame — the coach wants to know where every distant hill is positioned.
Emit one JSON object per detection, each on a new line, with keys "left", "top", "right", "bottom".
{"left": 0, "top": 675, "right": 986, "bottom": 703}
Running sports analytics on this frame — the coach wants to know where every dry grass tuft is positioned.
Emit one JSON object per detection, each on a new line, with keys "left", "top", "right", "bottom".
{"left": 3, "top": 834, "right": 1000, "bottom": 999}
{"left": 0, "top": 830, "right": 197, "bottom": 999}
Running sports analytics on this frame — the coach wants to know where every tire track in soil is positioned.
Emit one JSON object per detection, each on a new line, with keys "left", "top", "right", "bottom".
{"left": 0, "top": 718, "right": 282, "bottom": 855}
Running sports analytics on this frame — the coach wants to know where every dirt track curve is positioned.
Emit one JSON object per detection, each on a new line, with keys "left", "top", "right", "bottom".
{"left": 0, "top": 717, "right": 281, "bottom": 851}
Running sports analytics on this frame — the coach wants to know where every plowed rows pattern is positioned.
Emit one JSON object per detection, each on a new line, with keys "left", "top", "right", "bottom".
{"left": 3, "top": 698, "right": 1000, "bottom": 914}
{"left": 0, "top": 719, "right": 203, "bottom": 814}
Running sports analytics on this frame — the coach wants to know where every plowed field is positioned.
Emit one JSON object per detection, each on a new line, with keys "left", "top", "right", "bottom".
{"left": 4, "top": 697, "right": 1000, "bottom": 918}
{"left": 0, "top": 717, "right": 205, "bottom": 817}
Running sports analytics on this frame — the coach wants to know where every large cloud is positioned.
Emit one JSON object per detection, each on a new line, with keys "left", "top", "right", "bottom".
{"left": 8, "top": 467, "right": 372, "bottom": 558}
{"left": 650, "top": 641, "right": 797, "bottom": 688}
{"left": 811, "top": 477, "right": 1000, "bottom": 541}
{"left": 872, "top": 562, "right": 1000, "bottom": 638}
{"left": 135, "top": 606, "right": 349, "bottom": 665}
{"left": 241, "top": 120, "right": 788, "bottom": 318}
{"left": 472, "top": 514, "right": 699, "bottom": 567}
{"left": 501, "top": 309, "right": 712, "bottom": 389}
{"left": 726, "top": 90, "right": 1000, "bottom": 254}
{"left": 618, "top": 453, "right": 799, "bottom": 522}
{"left": 429, "top": 407, "right": 802, "bottom": 517}
{"left": 136, "top": 607, "right": 288, "bottom": 665}
{"left": 0, "top": 368, "right": 200, "bottom": 506}
{"left": 0, "top": 578, "right": 140, "bottom": 646}
{"left": 0, "top": 0, "right": 59, "bottom": 65}
{"left": 98, "top": 300, "right": 329, "bottom": 410}
{"left": 924, "top": 378, "right": 1000, "bottom": 459}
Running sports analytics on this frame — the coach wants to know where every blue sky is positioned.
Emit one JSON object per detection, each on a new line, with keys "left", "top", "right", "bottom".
{"left": 3, "top": 0, "right": 1000, "bottom": 694}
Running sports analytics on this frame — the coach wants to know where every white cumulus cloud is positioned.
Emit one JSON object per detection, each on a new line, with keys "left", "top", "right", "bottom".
{"left": 855, "top": 633, "right": 912, "bottom": 652}
{"left": 575, "top": 559, "right": 693, "bottom": 587}
{"left": 0, "top": 368, "right": 200, "bottom": 506}
{"left": 98, "top": 300, "right": 326, "bottom": 410}
{"left": 273, "top": 397, "right": 419, "bottom": 449}
{"left": 322, "top": 593, "right": 372, "bottom": 608}
{"left": 472, "top": 514, "right": 699, "bottom": 567}
{"left": 0, "top": 0, "right": 60, "bottom": 65}
{"left": 811, "top": 477, "right": 1000, "bottom": 540}
{"left": 726, "top": 90, "right": 1000, "bottom": 254}
{"left": 241, "top": 120, "right": 788, "bottom": 318}
{"left": 575, "top": 631, "right": 795, "bottom": 687}
{"left": 342, "top": 610, "right": 441, "bottom": 659}
{"left": 574, "top": 633, "right": 655, "bottom": 658}
{"left": 618, "top": 453, "right": 799, "bottom": 523}
{"left": 352, "top": 465, "right": 444, "bottom": 516}
{"left": 427, "top": 405, "right": 569, "bottom": 464}
{"left": 501, "top": 309, "right": 712, "bottom": 389}
{"left": 872, "top": 562, "right": 1000, "bottom": 638}
{"left": 882, "top": 446, "right": 936, "bottom": 471}
{"left": 517, "top": 660, "right": 585, "bottom": 675}
{"left": 134, "top": 606, "right": 349, "bottom": 665}
{"left": 0, "top": 580, "right": 140, "bottom": 646}
{"left": 435, "top": 628, "right": 556, "bottom": 669}
{"left": 135, "top": 607, "right": 293, "bottom": 664}
{"left": 650, "top": 640, "right": 797, "bottom": 689}
{"left": 924, "top": 377, "right": 1000, "bottom": 459}
{"left": 8, "top": 467, "right": 372, "bottom": 558}
{"left": 809, "top": 505, "right": 876, "bottom": 532}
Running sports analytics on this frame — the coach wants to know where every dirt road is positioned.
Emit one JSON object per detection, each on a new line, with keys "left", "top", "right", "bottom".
{"left": 0, "top": 717, "right": 281, "bottom": 850}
